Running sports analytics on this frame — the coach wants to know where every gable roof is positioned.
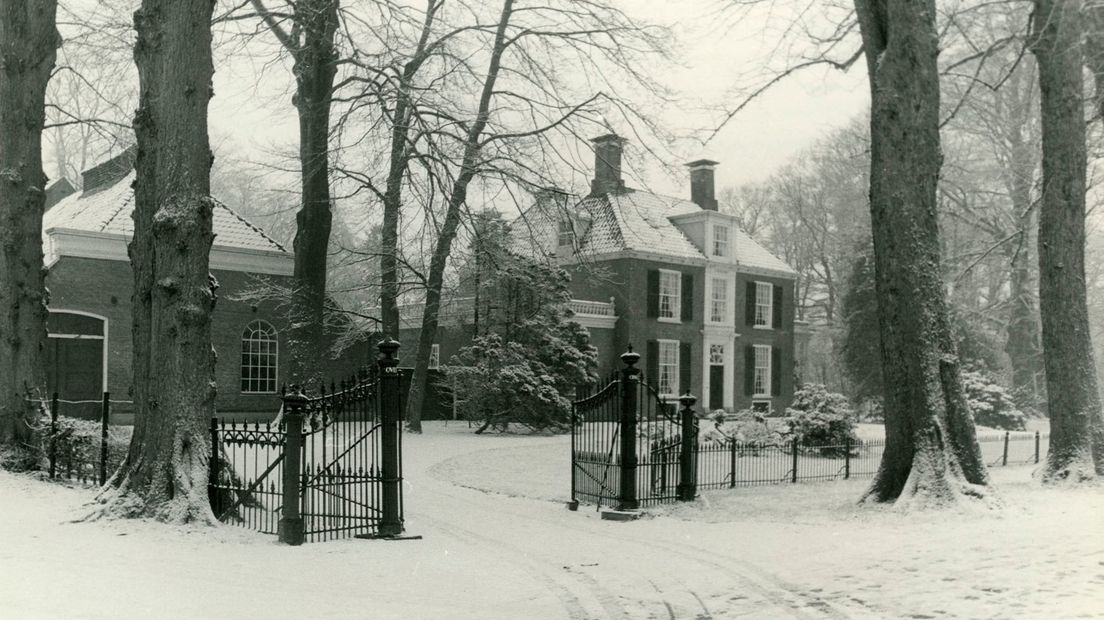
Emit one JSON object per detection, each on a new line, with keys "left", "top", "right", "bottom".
{"left": 514, "top": 188, "right": 797, "bottom": 277}
{"left": 44, "top": 170, "right": 288, "bottom": 256}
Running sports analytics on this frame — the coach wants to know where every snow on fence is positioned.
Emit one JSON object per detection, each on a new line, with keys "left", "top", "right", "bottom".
{"left": 694, "top": 431, "right": 1049, "bottom": 490}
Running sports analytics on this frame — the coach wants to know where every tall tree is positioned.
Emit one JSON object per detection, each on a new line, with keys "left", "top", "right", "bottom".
{"left": 0, "top": 0, "right": 60, "bottom": 466}
{"left": 98, "top": 0, "right": 218, "bottom": 521}
{"left": 853, "top": 0, "right": 990, "bottom": 506}
{"left": 1030, "top": 0, "right": 1104, "bottom": 480}
{"left": 250, "top": 0, "right": 339, "bottom": 384}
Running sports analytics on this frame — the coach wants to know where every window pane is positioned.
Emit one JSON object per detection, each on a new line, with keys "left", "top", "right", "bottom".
{"left": 755, "top": 282, "right": 772, "bottom": 327}
{"left": 659, "top": 271, "right": 680, "bottom": 319}
{"left": 241, "top": 320, "right": 279, "bottom": 393}
{"left": 658, "top": 340, "right": 679, "bottom": 395}
{"left": 711, "top": 277, "right": 727, "bottom": 322}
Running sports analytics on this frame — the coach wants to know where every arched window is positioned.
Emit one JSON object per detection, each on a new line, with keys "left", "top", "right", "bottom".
{"left": 241, "top": 320, "right": 278, "bottom": 394}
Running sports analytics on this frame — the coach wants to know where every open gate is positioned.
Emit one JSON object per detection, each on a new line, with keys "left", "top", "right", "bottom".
{"left": 209, "top": 340, "right": 405, "bottom": 544}
{"left": 571, "top": 348, "right": 698, "bottom": 510}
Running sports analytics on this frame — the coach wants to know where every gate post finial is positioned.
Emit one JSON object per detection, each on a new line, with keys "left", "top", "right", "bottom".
{"left": 620, "top": 346, "right": 640, "bottom": 369}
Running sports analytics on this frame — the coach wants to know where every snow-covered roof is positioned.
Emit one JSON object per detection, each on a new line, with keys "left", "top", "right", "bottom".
{"left": 513, "top": 188, "right": 797, "bottom": 277}
{"left": 44, "top": 170, "right": 287, "bottom": 255}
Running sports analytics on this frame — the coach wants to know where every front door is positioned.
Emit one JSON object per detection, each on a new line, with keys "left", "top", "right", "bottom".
{"left": 708, "top": 343, "right": 725, "bottom": 411}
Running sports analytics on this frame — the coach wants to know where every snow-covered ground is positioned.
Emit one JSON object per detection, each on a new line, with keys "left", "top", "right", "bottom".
{"left": 1, "top": 421, "right": 1100, "bottom": 619}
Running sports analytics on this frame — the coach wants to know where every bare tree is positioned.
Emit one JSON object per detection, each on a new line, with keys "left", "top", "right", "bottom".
{"left": 96, "top": 0, "right": 218, "bottom": 521}
{"left": 0, "top": 0, "right": 60, "bottom": 466}
{"left": 1030, "top": 0, "right": 1104, "bottom": 481}
{"left": 248, "top": 0, "right": 340, "bottom": 384}
{"left": 854, "top": 0, "right": 990, "bottom": 507}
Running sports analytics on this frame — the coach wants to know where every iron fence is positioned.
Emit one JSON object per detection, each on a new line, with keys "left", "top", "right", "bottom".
{"left": 695, "top": 431, "right": 1050, "bottom": 490}
{"left": 208, "top": 339, "right": 406, "bottom": 545}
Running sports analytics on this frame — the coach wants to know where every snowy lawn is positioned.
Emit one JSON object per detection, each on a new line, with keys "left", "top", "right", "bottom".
{"left": 1, "top": 420, "right": 1100, "bottom": 619}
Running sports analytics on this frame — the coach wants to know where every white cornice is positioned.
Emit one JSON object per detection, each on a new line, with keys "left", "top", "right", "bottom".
{"left": 570, "top": 315, "right": 617, "bottom": 330}
{"left": 45, "top": 228, "right": 294, "bottom": 276}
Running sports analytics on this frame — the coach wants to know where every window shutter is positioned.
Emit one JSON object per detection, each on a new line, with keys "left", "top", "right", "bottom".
{"left": 771, "top": 346, "right": 782, "bottom": 396}
{"left": 647, "top": 270, "right": 660, "bottom": 318}
{"left": 646, "top": 340, "right": 659, "bottom": 386}
{"left": 679, "top": 342, "right": 691, "bottom": 396}
{"left": 744, "top": 345, "right": 755, "bottom": 395}
{"left": 681, "top": 273, "right": 693, "bottom": 322}
{"left": 745, "top": 281, "right": 755, "bottom": 326}
{"left": 772, "top": 283, "right": 784, "bottom": 329}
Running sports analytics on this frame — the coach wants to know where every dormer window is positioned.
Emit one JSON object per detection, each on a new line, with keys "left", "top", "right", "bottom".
{"left": 713, "top": 224, "right": 730, "bottom": 257}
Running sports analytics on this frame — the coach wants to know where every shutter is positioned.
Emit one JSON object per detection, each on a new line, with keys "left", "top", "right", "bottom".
{"left": 646, "top": 340, "right": 659, "bottom": 386}
{"left": 745, "top": 281, "right": 755, "bottom": 326}
{"left": 679, "top": 341, "right": 691, "bottom": 396}
{"left": 744, "top": 345, "right": 755, "bottom": 395}
{"left": 772, "top": 283, "right": 783, "bottom": 329}
{"left": 681, "top": 273, "right": 693, "bottom": 322}
{"left": 772, "top": 346, "right": 782, "bottom": 396}
{"left": 647, "top": 270, "right": 660, "bottom": 318}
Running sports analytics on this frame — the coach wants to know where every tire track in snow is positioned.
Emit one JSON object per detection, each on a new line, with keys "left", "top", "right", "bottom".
{"left": 425, "top": 459, "right": 869, "bottom": 619}
{"left": 412, "top": 506, "right": 627, "bottom": 619}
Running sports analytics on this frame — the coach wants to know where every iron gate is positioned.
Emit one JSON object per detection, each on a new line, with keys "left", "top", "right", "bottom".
{"left": 571, "top": 348, "right": 698, "bottom": 510}
{"left": 209, "top": 340, "right": 405, "bottom": 544}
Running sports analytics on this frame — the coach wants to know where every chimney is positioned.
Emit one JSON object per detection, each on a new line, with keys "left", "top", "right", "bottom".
{"left": 81, "top": 146, "right": 137, "bottom": 193}
{"left": 686, "top": 159, "right": 720, "bottom": 211}
{"left": 590, "top": 134, "right": 626, "bottom": 195}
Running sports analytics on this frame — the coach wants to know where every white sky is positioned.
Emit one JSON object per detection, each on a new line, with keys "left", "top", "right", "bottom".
{"left": 205, "top": 0, "right": 871, "bottom": 200}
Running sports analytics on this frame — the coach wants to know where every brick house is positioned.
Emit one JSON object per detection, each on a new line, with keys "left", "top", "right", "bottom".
{"left": 514, "top": 135, "right": 799, "bottom": 414}
{"left": 42, "top": 150, "right": 363, "bottom": 421}
{"left": 401, "top": 135, "right": 800, "bottom": 415}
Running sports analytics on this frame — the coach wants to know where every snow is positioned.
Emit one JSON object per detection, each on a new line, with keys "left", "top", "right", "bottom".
{"left": 2, "top": 421, "right": 1101, "bottom": 619}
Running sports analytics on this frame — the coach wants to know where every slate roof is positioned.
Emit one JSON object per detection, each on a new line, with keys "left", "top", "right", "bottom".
{"left": 514, "top": 188, "right": 797, "bottom": 277}
{"left": 44, "top": 170, "right": 287, "bottom": 255}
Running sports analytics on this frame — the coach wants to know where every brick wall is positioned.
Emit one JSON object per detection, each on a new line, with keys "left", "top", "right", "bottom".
{"left": 47, "top": 256, "right": 369, "bottom": 420}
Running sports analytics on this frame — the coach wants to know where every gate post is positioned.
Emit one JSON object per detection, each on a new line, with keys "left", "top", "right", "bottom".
{"left": 278, "top": 387, "right": 306, "bottom": 546}
{"left": 618, "top": 348, "right": 640, "bottom": 510}
{"left": 676, "top": 392, "right": 698, "bottom": 501}
{"left": 99, "top": 392, "right": 110, "bottom": 486}
{"left": 377, "top": 339, "right": 404, "bottom": 536}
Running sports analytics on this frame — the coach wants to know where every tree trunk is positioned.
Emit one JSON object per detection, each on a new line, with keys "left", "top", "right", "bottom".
{"left": 1084, "top": 1, "right": 1104, "bottom": 123}
{"left": 1031, "top": 0, "right": 1104, "bottom": 481}
{"left": 0, "top": 0, "right": 59, "bottom": 467}
{"left": 853, "top": 0, "right": 991, "bottom": 507}
{"left": 406, "top": 0, "right": 514, "bottom": 432}
{"left": 380, "top": 0, "right": 440, "bottom": 340}
{"left": 287, "top": 0, "right": 338, "bottom": 385}
{"left": 97, "top": 0, "right": 218, "bottom": 521}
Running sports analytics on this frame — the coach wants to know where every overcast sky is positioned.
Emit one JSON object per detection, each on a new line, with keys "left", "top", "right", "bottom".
{"left": 205, "top": 0, "right": 870, "bottom": 201}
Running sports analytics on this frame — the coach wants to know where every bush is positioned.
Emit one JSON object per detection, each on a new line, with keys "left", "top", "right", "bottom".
{"left": 43, "top": 416, "right": 131, "bottom": 480}
{"left": 785, "top": 384, "right": 859, "bottom": 456}
{"left": 961, "top": 370, "right": 1027, "bottom": 431}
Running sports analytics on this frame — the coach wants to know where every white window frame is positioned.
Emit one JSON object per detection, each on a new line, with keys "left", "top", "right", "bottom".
{"left": 710, "top": 276, "right": 729, "bottom": 324}
{"left": 429, "top": 343, "right": 440, "bottom": 369}
{"left": 712, "top": 224, "right": 730, "bottom": 257}
{"left": 557, "top": 219, "right": 574, "bottom": 247}
{"left": 754, "top": 281, "right": 773, "bottom": 328}
{"left": 753, "top": 344, "right": 771, "bottom": 397}
{"left": 241, "top": 320, "right": 279, "bottom": 394}
{"left": 658, "top": 339, "right": 680, "bottom": 397}
{"left": 658, "top": 269, "right": 681, "bottom": 322}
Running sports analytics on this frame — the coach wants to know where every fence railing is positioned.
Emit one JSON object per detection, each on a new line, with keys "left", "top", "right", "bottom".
{"left": 695, "top": 430, "right": 1049, "bottom": 490}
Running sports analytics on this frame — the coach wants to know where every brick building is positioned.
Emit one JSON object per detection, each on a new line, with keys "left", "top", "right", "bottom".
{"left": 401, "top": 135, "right": 801, "bottom": 415}
{"left": 42, "top": 150, "right": 362, "bottom": 421}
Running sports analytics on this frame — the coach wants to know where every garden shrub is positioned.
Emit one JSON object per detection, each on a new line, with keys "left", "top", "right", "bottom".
{"left": 961, "top": 370, "right": 1028, "bottom": 431}
{"left": 43, "top": 416, "right": 131, "bottom": 480}
{"left": 785, "top": 384, "right": 859, "bottom": 456}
